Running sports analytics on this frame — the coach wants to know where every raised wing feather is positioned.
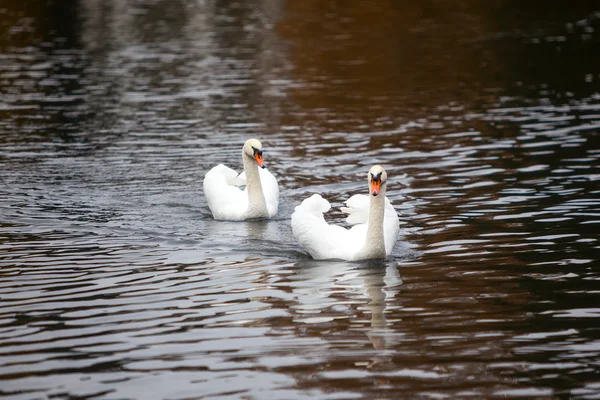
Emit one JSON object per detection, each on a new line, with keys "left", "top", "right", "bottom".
{"left": 291, "top": 194, "right": 369, "bottom": 260}
{"left": 203, "top": 164, "right": 249, "bottom": 220}
{"left": 341, "top": 194, "right": 370, "bottom": 224}
{"left": 383, "top": 200, "right": 400, "bottom": 254}
{"left": 226, "top": 171, "right": 246, "bottom": 186}
{"left": 341, "top": 194, "right": 400, "bottom": 254}
{"left": 259, "top": 167, "right": 279, "bottom": 217}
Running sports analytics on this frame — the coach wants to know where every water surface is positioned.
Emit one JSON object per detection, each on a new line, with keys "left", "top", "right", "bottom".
{"left": 1, "top": 1, "right": 600, "bottom": 398}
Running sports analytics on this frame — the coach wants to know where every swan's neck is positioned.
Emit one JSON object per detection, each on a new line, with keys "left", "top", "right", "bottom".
{"left": 360, "top": 185, "right": 387, "bottom": 259}
{"left": 243, "top": 152, "right": 269, "bottom": 218}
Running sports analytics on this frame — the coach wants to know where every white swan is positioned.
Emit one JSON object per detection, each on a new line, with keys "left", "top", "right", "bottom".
{"left": 203, "top": 139, "right": 279, "bottom": 220}
{"left": 291, "top": 165, "right": 400, "bottom": 261}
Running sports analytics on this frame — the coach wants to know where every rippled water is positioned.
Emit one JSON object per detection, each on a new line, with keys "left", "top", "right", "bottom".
{"left": 1, "top": 1, "right": 600, "bottom": 398}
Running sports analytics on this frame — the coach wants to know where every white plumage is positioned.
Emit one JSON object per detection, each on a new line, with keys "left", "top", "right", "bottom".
{"left": 203, "top": 139, "right": 279, "bottom": 220}
{"left": 291, "top": 166, "right": 400, "bottom": 261}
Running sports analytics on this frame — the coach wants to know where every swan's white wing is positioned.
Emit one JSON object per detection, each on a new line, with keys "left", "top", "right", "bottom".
{"left": 203, "top": 164, "right": 249, "bottom": 220}
{"left": 226, "top": 171, "right": 246, "bottom": 186}
{"left": 259, "top": 167, "right": 279, "bottom": 217}
{"left": 341, "top": 194, "right": 400, "bottom": 255}
{"left": 383, "top": 199, "right": 400, "bottom": 254}
{"left": 291, "top": 194, "right": 367, "bottom": 260}
{"left": 341, "top": 194, "right": 370, "bottom": 224}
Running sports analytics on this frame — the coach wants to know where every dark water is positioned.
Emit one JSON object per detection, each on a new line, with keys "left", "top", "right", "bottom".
{"left": 1, "top": 0, "right": 600, "bottom": 398}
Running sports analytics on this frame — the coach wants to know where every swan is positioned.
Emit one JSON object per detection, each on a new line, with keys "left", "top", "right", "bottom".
{"left": 291, "top": 165, "right": 400, "bottom": 261}
{"left": 203, "top": 138, "right": 279, "bottom": 220}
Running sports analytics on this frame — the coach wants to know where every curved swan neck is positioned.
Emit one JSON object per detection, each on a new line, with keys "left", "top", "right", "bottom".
{"left": 361, "top": 184, "right": 387, "bottom": 258}
{"left": 242, "top": 151, "right": 268, "bottom": 217}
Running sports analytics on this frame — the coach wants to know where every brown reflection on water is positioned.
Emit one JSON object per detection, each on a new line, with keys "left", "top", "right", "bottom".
{"left": 0, "top": 0, "right": 80, "bottom": 50}
{"left": 274, "top": 0, "right": 600, "bottom": 133}
{"left": 275, "top": 1, "right": 493, "bottom": 128}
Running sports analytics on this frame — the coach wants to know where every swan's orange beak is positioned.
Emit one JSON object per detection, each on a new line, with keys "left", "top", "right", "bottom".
{"left": 370, "top": 177, "right": 381, "bottom": 196}
{"left": 253, "top": 150, "right": 265, "bottom": 168}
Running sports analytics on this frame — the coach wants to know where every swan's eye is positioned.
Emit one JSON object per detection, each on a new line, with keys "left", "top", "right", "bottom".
{"left": 370, "top": 172, "right": 382, "bottom": 182}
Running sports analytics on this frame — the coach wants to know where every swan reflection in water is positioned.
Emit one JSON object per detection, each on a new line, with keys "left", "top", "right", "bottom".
{"left": 291, "top": 258, "right": 402, "bottom": 368}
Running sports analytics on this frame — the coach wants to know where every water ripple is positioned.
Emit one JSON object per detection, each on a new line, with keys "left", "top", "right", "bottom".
{"left": 1, "top": 1, "right": 600, "bottom": 398}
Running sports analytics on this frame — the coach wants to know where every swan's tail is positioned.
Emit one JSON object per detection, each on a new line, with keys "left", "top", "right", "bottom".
{"left": 295, "top": 193, "right": 330, "bottom": 216}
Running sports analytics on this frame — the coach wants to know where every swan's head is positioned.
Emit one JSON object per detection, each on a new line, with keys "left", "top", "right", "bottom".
{"left": 243, "top": 138, "right": 265, "bottom": 168}
{"left": 368, "top": 165, "right": 387, "bottom": 197}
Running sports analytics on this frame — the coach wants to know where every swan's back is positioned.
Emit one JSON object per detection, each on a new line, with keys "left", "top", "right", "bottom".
{"left": 291, "top": 194, "right": 371, "bottom": 260}
{"left": 203, "top": 164, "right": 248, "bottom": 220}
{"left": 258, "top": 167, "right": 279, "bottom": 217}
{"left": 383, "top": 199, "right": 400, "bottom": 254}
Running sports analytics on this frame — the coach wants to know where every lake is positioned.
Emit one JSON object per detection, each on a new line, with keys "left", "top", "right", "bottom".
{"left": 1, "top": 0, "right": 599, "bottom": 398}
